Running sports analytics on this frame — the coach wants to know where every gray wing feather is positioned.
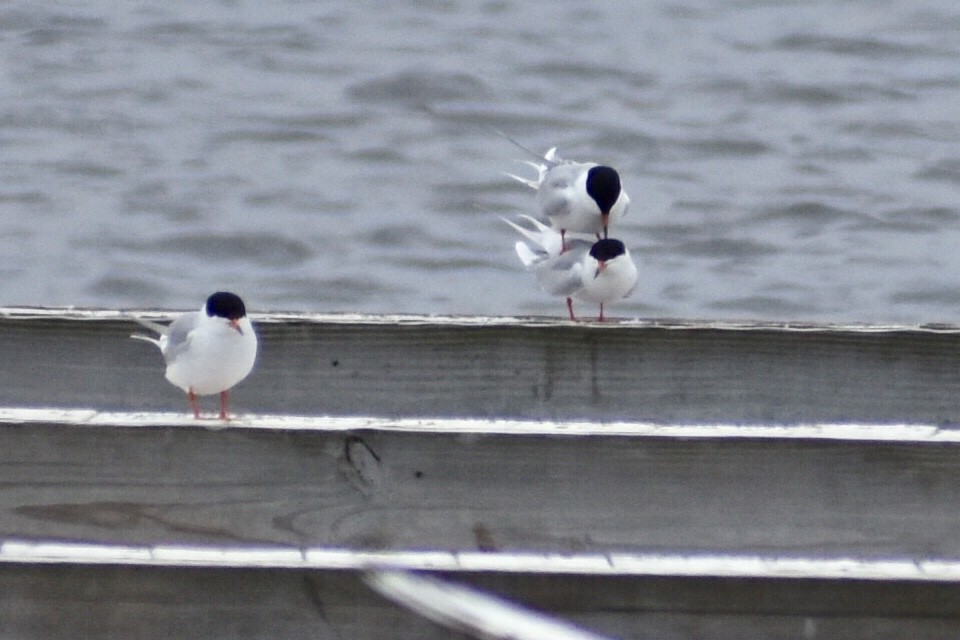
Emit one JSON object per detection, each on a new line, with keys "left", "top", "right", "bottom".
{"left": 162, "top": 312, "right": 201, "bottom": 365}
{"left": 535, "top": 245, "right": 588, "bottom": 297}
{"left": 538, "top": 164, "right": 578, "bottom": 218}
{"left": 539, "top": 192, "right": 572, "bottom": 219}
{"left": 539, "top": 269, "right": 584, "bottom": 297}
{"left": 538, "top": 162, "right": 592, "bottom": 219}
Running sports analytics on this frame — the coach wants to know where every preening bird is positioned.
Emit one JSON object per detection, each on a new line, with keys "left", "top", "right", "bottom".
{"left": 503, "top": 215, "right": 637, "bottom": 321}
{"left": 507, "top": 147, "right": 630, "bottom": 250}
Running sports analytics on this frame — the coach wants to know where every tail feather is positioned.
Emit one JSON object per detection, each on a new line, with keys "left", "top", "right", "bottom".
{"left": 514, "top": 241, "right": 540, "bottom": 269}
{"left": 130, "top": 332, "right": 162, "bottom": 347}
{"left": 129, "top": 316, "right": 169, "bottom": 341}
{"left": 499, "top": 214, "right": 550, "bottom": 242}
{"left": 493, "top": 127, "right": 562, "bottom": 191}
{"left": 505, "top": 157, "right": 553, "bottom": 190}
{"left": 504, "top": 171, "right": 540, "bottom": 190}
{"left": 499, "top": 214, "right": 563, "bottom": 257}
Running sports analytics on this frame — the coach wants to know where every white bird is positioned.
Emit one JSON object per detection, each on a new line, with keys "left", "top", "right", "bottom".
{"left": 503, "top": 215, "right": 637, "bottom": 321}
{"left": 507, "top": 147, "right": 630, "bottom": 250}
{"left": 131, "top": 291, "right": 258, "bottom": 420}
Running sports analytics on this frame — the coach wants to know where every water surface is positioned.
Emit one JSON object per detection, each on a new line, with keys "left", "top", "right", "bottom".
{"left": 2, "top": 0, "right": 960, "bottom": 323}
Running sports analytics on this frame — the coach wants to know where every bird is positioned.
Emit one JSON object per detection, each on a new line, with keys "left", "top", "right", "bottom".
{"left": 131, "top": 291, "right": 258, "bottom": 420}
{"left": 503, "top": 215, "right": 637, "bottom": 321}
{"left": 506, "top": 146, "right": 630, "bottom": 250}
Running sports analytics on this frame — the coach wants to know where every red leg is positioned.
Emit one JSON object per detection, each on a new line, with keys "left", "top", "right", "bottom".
{"left": 219, "top": 390, "right": 230, "bottom": 421}
{"left": 566, "top": 297, "right": 576, "bottom": 321}
{"left": 188, "top": 389, "right": 200, "bottom": 419}
{"left": 598, "top": 303, "right": 606, "bottom": 322}
{"left": 560, "top": 229, "right": 568, "bottom": 253}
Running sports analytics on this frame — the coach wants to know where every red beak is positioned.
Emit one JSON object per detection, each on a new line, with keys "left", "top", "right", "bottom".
{"left": 230, "top": 319, "right": 243, "bottom": 335}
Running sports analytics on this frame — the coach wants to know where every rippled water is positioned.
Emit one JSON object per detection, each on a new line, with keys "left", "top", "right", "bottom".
{"left": 2, "top": 0, "right": 960, "bottom": 322}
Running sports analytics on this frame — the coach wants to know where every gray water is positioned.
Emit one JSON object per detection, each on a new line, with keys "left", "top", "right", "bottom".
{"left": 2, "top": 0, "right": 960, "bottom": 323}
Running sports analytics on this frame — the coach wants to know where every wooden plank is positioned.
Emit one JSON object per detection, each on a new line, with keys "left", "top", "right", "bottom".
{"left": 0, "top": 308, "right": 959, "bottom": 424}
{"left": 1, "top": 309, "right": 958, "bottom": 637}
{"left": 2, "top": 407, "right": 958, "bottom": 441}
{"left": 6, "top": 538, "right": 960, "bottom": 583}
{"left": 3, "top": 561, "right": 960, "bottom": 639}
{"left": 0, "top": 410, "right": 959, "bottom": 562}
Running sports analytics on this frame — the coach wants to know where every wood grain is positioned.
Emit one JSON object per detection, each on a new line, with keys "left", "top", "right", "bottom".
{"left": 0, "top": 310, "right": 958, "bottom": 424}
{"left": 2, "top": 310, "right": 960, "bottom": 638}
{"left": 0, "top": 416, "right": 958, "bottom": 559}
{"left": 2, "top": 563, "right": 960, "bottom": 640}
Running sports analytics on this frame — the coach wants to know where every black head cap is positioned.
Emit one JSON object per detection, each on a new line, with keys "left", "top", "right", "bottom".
{"left": 205, "top": 291, "right": 247, "bottom": 320}
{"left": 585, "top": 166, "right": 622, "bottom": 214}
{"left": 589, "top": 238, "right": 627, "bottom": 262}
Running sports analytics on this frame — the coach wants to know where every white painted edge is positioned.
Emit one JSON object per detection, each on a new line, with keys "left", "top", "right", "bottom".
{"left": 0, "top": 407, "right": 958, "bottom": 444}
{"left": 0, "top": 306, "right": 958, "bottom": 333}
{"left": 365, "top": 569, "right": 613, "bottom": 640}
{"left": 0, "top": 539, "right": 957, "bottom": 583}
